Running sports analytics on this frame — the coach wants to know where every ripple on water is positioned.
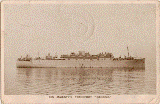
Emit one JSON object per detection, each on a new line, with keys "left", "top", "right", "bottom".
{"left": 4, "top": 67, "right": 156, "bottom": 95}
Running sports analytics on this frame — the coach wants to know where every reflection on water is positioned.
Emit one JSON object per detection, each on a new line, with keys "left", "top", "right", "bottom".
{"left": 7, "top": 67, "right": 146, "bottom": 95}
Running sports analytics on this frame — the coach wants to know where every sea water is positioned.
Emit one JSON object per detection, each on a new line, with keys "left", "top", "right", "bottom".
{"left": 4, "top": 67, "right": 156, "bottom": 95}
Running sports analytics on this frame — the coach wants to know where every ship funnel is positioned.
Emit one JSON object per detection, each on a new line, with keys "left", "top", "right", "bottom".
{"left": 79, "top": 51, "right": 85, "bottom": 56}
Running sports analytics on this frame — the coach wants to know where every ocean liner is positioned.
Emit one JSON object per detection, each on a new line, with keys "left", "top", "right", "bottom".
{"left": 16, "top": 47, "right": 145, "bottom": 68}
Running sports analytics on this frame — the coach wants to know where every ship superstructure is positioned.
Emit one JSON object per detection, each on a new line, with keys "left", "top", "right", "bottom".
{"left": 16, "top": 47, "right": 145, "bottom": 68}
{"left": 17, "top": 47, "right": 145, "bottom": 68}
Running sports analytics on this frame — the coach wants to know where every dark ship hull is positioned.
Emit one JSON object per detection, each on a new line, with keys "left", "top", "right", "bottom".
{"left": 16, "top": 58, "right": 145, "bottom": 68}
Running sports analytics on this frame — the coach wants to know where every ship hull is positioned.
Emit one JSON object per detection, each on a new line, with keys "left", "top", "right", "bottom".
{"left": 16, "top": 58, "right": 145, "bottom": 68}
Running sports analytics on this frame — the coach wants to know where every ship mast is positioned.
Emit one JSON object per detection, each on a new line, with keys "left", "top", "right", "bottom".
{"left": 127, "top": 46, "right": 129, "bottom": 57}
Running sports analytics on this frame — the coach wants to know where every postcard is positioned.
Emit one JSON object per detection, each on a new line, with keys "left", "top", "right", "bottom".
{"left": 1, "top": 1, "right": 159, "bottom": 103}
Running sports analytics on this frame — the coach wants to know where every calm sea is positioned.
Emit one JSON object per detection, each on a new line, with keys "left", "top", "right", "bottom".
{"left": 4, "top": 67, "right": 156, "bottom": 95}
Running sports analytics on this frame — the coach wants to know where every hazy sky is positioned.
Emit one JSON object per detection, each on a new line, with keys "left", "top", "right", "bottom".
{"left": 3, "top": 3, "right": 156, "bottom": 60}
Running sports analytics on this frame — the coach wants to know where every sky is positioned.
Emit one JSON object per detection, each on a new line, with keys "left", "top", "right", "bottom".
{"left": 3, "top": 3, "right": 156, "bottom": 63}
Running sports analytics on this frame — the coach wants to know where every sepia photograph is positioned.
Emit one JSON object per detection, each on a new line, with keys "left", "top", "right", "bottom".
{"left": 1, "top": 1, "right": 159, "bottom": 103}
